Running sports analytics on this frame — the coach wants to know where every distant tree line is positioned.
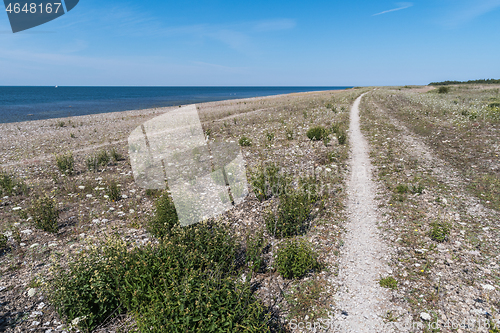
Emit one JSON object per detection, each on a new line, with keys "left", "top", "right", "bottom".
{"left": 429, "top": 79, "right": 500, "bottom": 86}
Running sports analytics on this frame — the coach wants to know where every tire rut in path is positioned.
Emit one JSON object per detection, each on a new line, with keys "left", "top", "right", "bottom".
{"left": 332, "top": 94, "right": 404, "bottom": 332}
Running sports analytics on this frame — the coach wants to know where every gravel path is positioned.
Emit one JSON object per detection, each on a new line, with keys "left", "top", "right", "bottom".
{"left": 333, "top": 94, "right": 402, "bottom": 332}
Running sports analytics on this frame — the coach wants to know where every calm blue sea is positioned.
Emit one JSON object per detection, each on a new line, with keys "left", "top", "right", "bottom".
{"left": 0, "top": 86, "right": 351, "bottom": 123}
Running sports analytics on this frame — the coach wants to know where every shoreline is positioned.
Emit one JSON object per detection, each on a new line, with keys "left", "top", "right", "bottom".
{"left": 0, "top": 87, "right": 353, "bottom": 125}
{"left": 0, "top": 89, "right": 349, "bottom": 170}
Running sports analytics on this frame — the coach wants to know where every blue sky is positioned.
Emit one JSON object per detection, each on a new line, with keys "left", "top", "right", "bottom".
{"left": 1, "top": 0, "right": 499, "bottom": 86}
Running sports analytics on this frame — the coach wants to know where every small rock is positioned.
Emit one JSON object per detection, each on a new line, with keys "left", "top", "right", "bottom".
{"left": 86, "top": 194, "right": 93, "bottom": 198}
{"left": 28, "top": 288, "right": 37, "bottom": 297}
{"left": 48, "top": 243, "right": 58, "bottom": 247}
{"left": 31, "top": 321, "right": 40, "bottom": 326}
{"left": 78, "top": 186, "right": 85, "bottom": 190}
{"left": 122, "top": 194, "right": 128, "bottom": 199}
{"left": 0, "top": 286, "right": 6, "bottom": 291}
{"left": 30, "top": 311, "right": 43, "bottom": 317}
{"left": 420, "top": 312, "right": 431, "bottom": 321}
{"left": 38, "top": 302, "right": 46, "bottom": 309}
{"left": 21, "top": 229, "right": 33, "bottom": 235}
{"left": 12, "top": 207, "right": 22, "bottom": 211}
{"left": 481, "top": 284, "right": 495, "bottom": 291}
{"left": 30, "top": 243, "right": 40, "bottom": 248}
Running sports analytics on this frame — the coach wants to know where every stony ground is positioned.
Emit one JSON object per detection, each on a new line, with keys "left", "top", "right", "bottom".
{"left": 0, "top": 89, "right": 366, "bottom": 332}
{"left": 1, "top": 85, "right": 498, "bottom": 333}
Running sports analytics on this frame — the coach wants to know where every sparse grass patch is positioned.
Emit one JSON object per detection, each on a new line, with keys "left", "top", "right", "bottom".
{"left": 275, "top": 238, "right": 321, "bottom": 279}
{"left": 239, "top": 136, "right": 252, "bottom": 146}
{"left": 30, "top": 195, "right": 59, "bottom": 233}
{"left": 85, "top": 155, "right": 99, "bottom": 172}
{"left": 110, "top": 148, "right": 123, "bottom": 162}
{"left": 285, "top": 279, "right": 326, "bottom": 321}
{"left": 379, "top": 276, "right": 398, "bottom": 289}
{"left": 285, "top": 128, "right": 294, "bottom": 140}
{"left": 55, "top": 152, "right": 74, "bottom": 175}
{"left": 429, "top": 221, "right": 450, "bottom": 242}
{"left": 105, "top": 180, "right": 121, "bottom": 202}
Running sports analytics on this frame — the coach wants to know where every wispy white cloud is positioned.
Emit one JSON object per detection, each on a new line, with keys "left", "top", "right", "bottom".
{"left": 373, "top": 2, "right": 413, "bottom": 16}
{"left": 443, "top": 0, "right": 500, "bottom": 26}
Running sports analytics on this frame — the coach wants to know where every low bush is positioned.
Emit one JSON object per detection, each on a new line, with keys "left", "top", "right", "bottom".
{"left": 395, "top": 184, "right": 409, "bottom": 194}
{"left": 47, "top": 221, "right": 274, "bottom": 333}
{"left": 0, "top": 234, "right": 7, "bottom": 250}
{"left": 266, "top": 190, "right": 311, "bottom": 238}
{"left": 250, "top": 163, "right": 288, "bottom": 202}
{"left": 275, "top": 238, "right": 320, "bottom": 279}
{"left": 379, "top": 276, "right": 398, "bottom": 289}
{"left": 246, "top": 230, "right": 267, "bottom": 273}
{"left": 55, "top": 152, "right": 74, "bottom": 175}
{"left": 306, "top": 126, "right": 327, "bottom": 141}
{"left": 47, "top": 237, "right": 128, "bottom": 332}
{"left": 0, "top": 172, "right": 27, "bottom": 196}
{"left": 30, "top": 196, "right": 59, "bottom": 233}
{"left": 337, "top": 131, "right": 347, "bottom": 145}
{"left": 438, "top": 86, "right": 450, "bottom": 94}
{"left": 239, "top": 136, "right": 252, "bottom": 147}
{"left": 429, "top": 221, "right": 450, "bottom": 242}
{"left": 147, "top": 191, "right": 179, "bottom": 239}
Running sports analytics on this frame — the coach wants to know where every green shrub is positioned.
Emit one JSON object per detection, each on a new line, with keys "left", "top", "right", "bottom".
{"left": 0, "top": 234, "right": 7, "bottom": 250}
{"left": 250, "top": 163, "right": 288, "bottom": 202}
{"left": 266, "top": 191, "right": 311, "bottom": 238}
{"left": 286, "top": 128, "right": 294, "bottom": 140}
{"left": 47, "top": 237, "right": 128, "bottom": 332}
{"left": 379, "top": 276, "right": 398, "bottom": 289}
{"left": 306, "top": 126, "right": 327, "bottom": 141}
{"left": 438, "top": 86, "right": 450, "bottom": 94}
{"left": 275, "top": 239, "right": 320, "bottom": 279}
{"left": 246, "top": 230, "right": 267, "bottom": 272}
{"left": 239, "top": 136, "right": 252, "bottom": 147}
{"left": 337, "top": 132, "right": 347, "bottom": 145}
{"left": 0, "top": 172, "right": 27, "bottom": 196}
{"left": 147, "top": 191, "right": 179, "bottom": 239}
{"left": 47, "top": 221, "right": 275, "bottom": 333}
{"left": 30, "top": 196, "right": 59, "bottom": 233}
{"left": 106, "top": 180, "right": 121, "bottom": 202}
{"left": 429, "top": 221, "right": 450, "bottom": 242}
{"left": 55, "top": 152, "right": 74, "bottom": 175}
